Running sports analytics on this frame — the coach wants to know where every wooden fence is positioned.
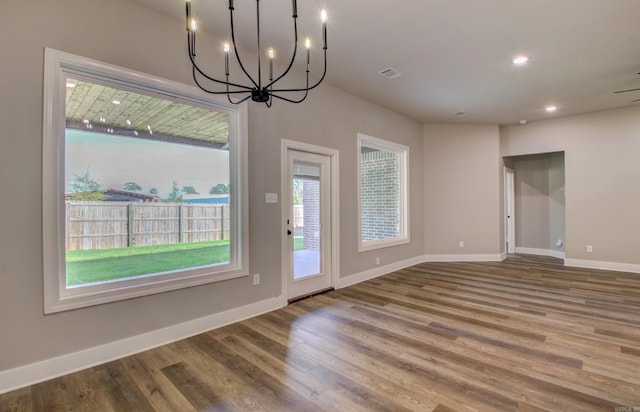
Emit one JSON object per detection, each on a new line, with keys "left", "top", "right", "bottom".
{"left": 66, "top": 202, "right": 230, "bottom": 251}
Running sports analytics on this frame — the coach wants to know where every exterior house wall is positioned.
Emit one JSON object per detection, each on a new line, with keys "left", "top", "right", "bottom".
{"left": 360, "top": 150, "right": 401, "bottom": 241}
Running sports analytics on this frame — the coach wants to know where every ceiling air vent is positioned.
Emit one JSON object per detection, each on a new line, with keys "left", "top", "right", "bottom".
{"left": 378, "top": 67, "right": 403, "bottom": 79}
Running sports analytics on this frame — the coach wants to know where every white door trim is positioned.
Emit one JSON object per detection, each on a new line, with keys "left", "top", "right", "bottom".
{"left": 281, "top": 139, "right": 340, "bottom": 301}
{"left": 504, "top": 167, "right": 516, "bottom": 254}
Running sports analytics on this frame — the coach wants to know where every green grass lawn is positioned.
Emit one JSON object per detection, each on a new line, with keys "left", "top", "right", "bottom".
{"left": 66, "top": 236, "right": 305, "bottom": 286}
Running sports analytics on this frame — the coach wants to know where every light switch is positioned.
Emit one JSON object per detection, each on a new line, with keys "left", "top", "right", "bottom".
{"left": 265, "top": 193, "right": 278, "bottom": 203}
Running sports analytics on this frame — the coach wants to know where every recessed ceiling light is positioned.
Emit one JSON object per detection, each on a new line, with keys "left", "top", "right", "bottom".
{"left": 512, "top": 55, "right": 529, "bottom": 65}
{"left": 545, "top": 105, "right": 557, "bottom": 113}
{"left": 519, "top": 120, "right": 528, "bottom": 125}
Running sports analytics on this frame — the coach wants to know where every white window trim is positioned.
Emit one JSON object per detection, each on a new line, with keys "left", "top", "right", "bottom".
{"left": 357, "top": 133, "right": 410, "bottom": 252}
{"left": 43, "top": 48, "right": 249, "bottom": 314}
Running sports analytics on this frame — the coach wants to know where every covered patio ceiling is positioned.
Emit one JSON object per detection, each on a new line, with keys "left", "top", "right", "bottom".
{"left": 65, "top": 79, "right": 229, "bottom": 149}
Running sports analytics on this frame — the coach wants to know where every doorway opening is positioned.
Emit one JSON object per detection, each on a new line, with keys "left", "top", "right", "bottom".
{"left": 503, "top": 151, "right": 566, "bottom": 260}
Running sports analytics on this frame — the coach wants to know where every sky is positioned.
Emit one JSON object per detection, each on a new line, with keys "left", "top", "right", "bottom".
{"left": 65, "top": 129, "right": 229, "bottom": 198}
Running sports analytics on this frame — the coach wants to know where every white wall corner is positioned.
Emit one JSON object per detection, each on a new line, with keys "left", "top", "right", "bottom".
{"left": 0, "top": 295, "right": 286, "bottom": 395}
{"left": 338, "top": 255, "right": 426, "bottom": 289}
{"left": 564, "top": 258, "right": 640, "bottom": 275}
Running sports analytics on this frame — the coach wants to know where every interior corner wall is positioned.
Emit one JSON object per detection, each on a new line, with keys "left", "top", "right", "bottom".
{"left": 0, "top": 0, "right": 424, "bottom": 377}
{"left": 423, "top": 124, "right": 502, "bottom": 257}
{"left": 547, "top": 153, "right": 566, "bottom": 254}
{"left": 501, "top": 106, "right": 640, "bottom": 268}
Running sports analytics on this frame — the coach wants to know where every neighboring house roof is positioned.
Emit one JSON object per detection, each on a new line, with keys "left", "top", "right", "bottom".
{"left": 104, "top": 189, "right": 160, "bottom": 202}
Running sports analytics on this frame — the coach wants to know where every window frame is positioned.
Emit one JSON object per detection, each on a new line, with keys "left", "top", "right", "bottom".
{"left": 357, "top": 133, "right": 410, "bottom": 252}
{"left": 43, "top": 48, "right": 249, "bottom": 314}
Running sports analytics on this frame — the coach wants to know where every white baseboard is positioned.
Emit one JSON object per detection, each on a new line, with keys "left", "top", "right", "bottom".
{"left": 0, "top": 295, "right": 286, "bottom": 395}
{"left": 515, "top": 247, "right": 565, "bottom": 259}
{"left": 564, "top": 258, "right": 640, "bottom": 274}
{"left": 424, "top": 253, "right": 505, "bottom": 262}
{"left": 337, "top": 255, "right": 426, "bottom": 289}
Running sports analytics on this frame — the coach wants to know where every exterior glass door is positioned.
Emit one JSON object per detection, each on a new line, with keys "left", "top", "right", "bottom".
{"left": 287, "top": 150, "right": 331, "bottom": 299}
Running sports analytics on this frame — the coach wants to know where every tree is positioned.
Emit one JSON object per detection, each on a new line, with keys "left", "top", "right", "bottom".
{"left": 70, "top": 169, "right": 101, "bottom": 193}
{"left": 209, "top": 183, "right": 230, "bottom": 194}
{"left": 69, "top": 169, "right": 107, "bottom": 201}
{"left": 149, "top": 187, "right": 158, "bottom": 195}
{"left": 182, "top": 186, "right": 199, "bottom": 195}
{"left": 123, "top": 182, "right": 142, "bottom": 192}
{"left": 165, "top": 180, "right": 182, "bottom": 203}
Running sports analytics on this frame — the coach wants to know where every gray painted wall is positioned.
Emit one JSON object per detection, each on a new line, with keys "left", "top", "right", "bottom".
{"left": 0, "top": 0, "right": 424, "bottom": 372}
{"left": 423, "top": 124, "right": 502, "bottom": 255}
{"left": 501, "top": 106, "right": 640, "bottom": 265}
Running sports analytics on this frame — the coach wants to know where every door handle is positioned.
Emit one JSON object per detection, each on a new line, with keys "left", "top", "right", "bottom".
{"left": 287, "top": 230, "right": 292, "bottom": 236}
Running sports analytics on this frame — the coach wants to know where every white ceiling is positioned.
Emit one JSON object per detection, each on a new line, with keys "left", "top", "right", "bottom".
{"left": 134, "top": 0, "right": 640, "bottom": 125}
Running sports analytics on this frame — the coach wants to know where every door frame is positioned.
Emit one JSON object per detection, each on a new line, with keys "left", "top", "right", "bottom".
{"left": 504, "top": 167, "right": 516, "bottom": 254}
{"left": 281, "top": 139, "right": 340, "bottom": 301}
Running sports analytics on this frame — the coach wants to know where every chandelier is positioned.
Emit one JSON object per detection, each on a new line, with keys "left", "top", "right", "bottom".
{"left": 185, "top": 0, "right": 328, "bottom": 106}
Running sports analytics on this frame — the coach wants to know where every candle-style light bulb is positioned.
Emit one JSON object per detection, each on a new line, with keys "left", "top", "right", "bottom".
{"left": 189, "top": 18, "right": 198, "bottom": 56}
{"left": 305, "top": 38, "right": 311, "bottom": 71}
{"left": 224, "top": 43, "right": 230, "bottom": 76}
{"left": 321, "top": 9, "right": 327, "bottom": 49}
{"left": 268, "top": 48, "right": 274, "bottom": 81}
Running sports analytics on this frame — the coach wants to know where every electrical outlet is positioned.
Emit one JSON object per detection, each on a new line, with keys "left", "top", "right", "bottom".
{"left": 459, "top": 241, "right": 464, "bottom": 248}
{"left": 253, "top": 273, "right": 260, "bottom": 285}
{"left": 586, "top": 245, "right": 593, "bottom": 253}
{"left": 375, "top": 257, "right": 380, "bottom": 265}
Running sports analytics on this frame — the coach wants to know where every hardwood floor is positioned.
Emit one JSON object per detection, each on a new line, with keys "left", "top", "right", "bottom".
{"left": 2, "top": 254, "right": 640, "bottom": 411}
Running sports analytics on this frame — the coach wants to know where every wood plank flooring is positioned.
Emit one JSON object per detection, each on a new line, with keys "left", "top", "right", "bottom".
{"left": 2, "top": 254, "right": 640, "bottom": 411}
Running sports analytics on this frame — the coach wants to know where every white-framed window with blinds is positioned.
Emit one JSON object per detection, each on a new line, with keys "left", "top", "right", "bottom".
{"left": 43, "top": 48, "right": 248, "bottom": 313}
{"left": 357, "top": 133, "right": 409, "bottom": 252}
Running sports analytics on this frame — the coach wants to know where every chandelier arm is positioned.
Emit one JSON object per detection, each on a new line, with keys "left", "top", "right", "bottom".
{"left": 227, "top": 94, "right": 252, "bottom": 105}
{"left": 269, "top": 90, "right": 309, "bottom": 104}
{"left": 229, "top": 4, "right": 260, "bottom": 89}
{"left": 271, "top": 50, "right": 327, "bottom": 93}
{"left": 264, "top": 16, "right": 299, "bottom": 90}
{"left": 225, "top": 80, "right": 252, "bottom": 104}
{"left": 269, "top": 70, "right": 310, "bottom": 104}
{"left": 188, "top": 37, "right": 253, "bottom": 91}
{"left": 192, "top": 67, "right": 253, "bottom": 95}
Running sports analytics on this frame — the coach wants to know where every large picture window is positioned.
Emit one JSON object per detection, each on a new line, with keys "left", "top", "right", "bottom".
{"left": 43, "top": 49, "right": 248, "bottom": 313}
{"left": 357, "top": 134, "right": 409, "bottom": 252}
